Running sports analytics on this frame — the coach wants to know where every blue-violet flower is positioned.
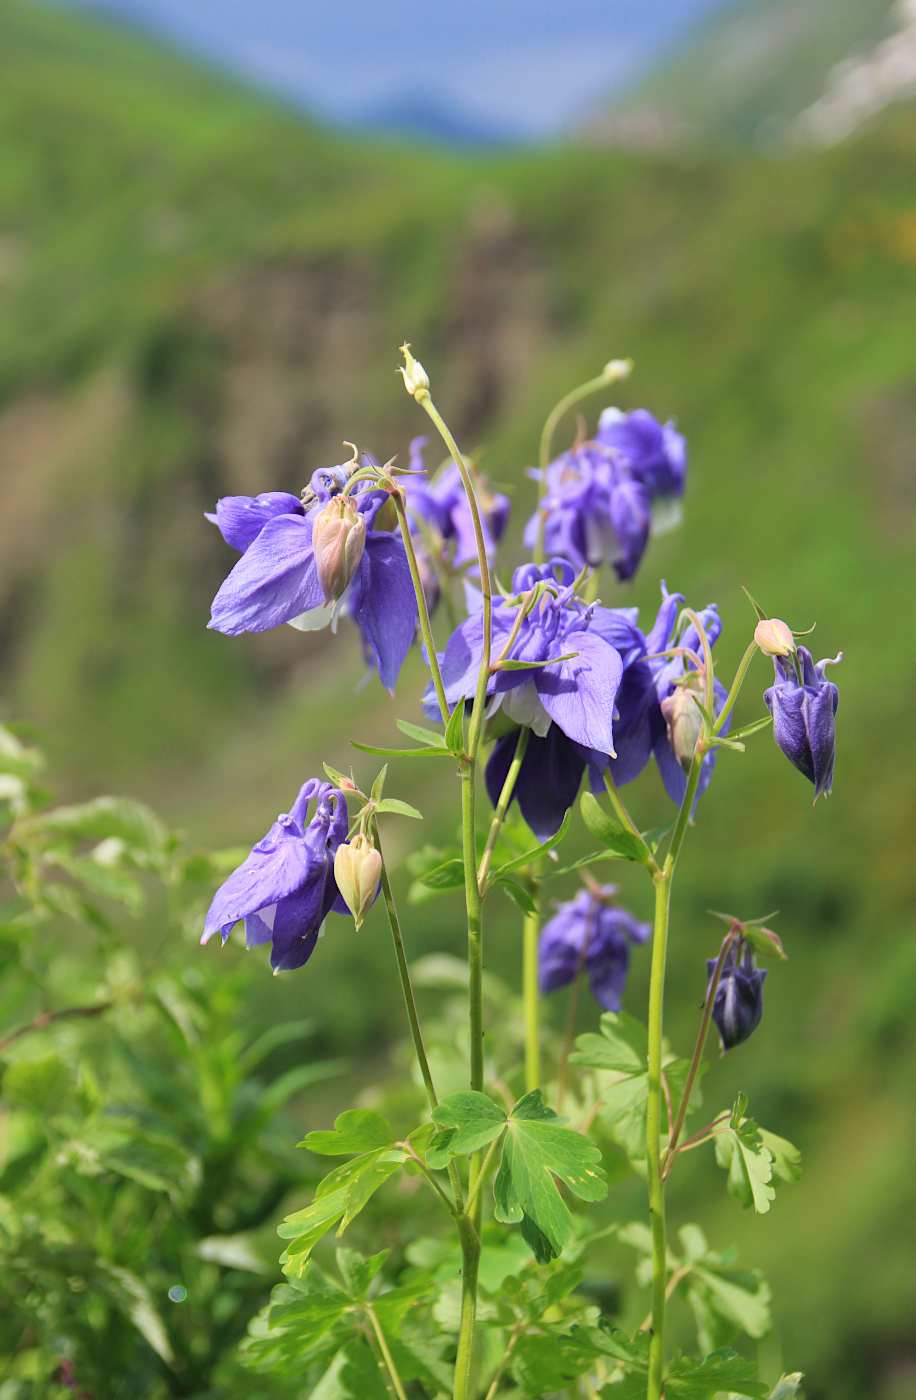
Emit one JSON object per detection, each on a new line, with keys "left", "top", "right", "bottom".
{"left": 764, "top": 645, "right": 841, "bottom": 800}
{"left": 201, "top": 779, "right": 349, "bottom": 973}
{"left": 207, "top": 464, "right": 418, "bottom": 694}
{"left": 539, "top": 884, "right": 650, "bottom": 1011}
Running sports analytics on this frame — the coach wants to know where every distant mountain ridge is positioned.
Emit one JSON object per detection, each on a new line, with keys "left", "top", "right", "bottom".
{"left": 582, "top": 0, "right": 904, "bottom": 147}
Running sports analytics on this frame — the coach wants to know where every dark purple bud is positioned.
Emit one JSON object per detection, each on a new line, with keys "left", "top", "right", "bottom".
{"left": 707, "top": 943, "right": 767, "bottom": 1051}
{"left": 764, "top": 646, "right": 842, "bottom": 800}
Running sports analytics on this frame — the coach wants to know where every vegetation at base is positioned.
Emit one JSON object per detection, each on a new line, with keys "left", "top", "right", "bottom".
{"left": 0, "top": 1, "right": 914, "bottom": 1395}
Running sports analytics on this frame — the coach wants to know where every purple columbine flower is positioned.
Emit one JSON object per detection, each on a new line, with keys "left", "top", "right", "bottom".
{"left": 764, "top": 646, "right": 841, "bottom": 800}
{"left": 201, "top": 779, "right": 349, "bottom": 973}
{"left": 596, "top": 407, "right": 687, "bottom": 499}
{"left": 522, "top": 443, "right": 652, "bottom": 583}
{"left": 422, "top": 560, "right": 624, "bottom": 838}
{"left": 707, "top": 942, "right": 767, "bottom": 1051}
{"left": 645, "top": 583, "right": 730, "bottom": 811}
{"left": 539, "top": 884, "right": 650, "bottom": 1011}
{"left": 404, "top": 437, "right": 510, "bottom": 595}
{"left": 207, "top": 465, "right": 418, "bottom": 694}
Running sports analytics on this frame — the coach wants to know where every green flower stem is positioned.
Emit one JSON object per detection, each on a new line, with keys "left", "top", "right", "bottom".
{"left": 646, "top": 746, "right": 705, "bottom": 1400}
{"left": 523, "top": 870, "right": 542, "bottom": 1093}
{"left": 662, "top": 922, "right": 739, "bottom": 1179}
{"left": 477, "top": 726, "right": 529, "bottom": 893}
{"left": 413, "top": 390, "right": 492, "bottom": 759}
{"left": 365, "top": 1304, "right": 409, "bottom": 1400}
{"left": 534, "top": 360, "right": 631, "bottom": 562}
{"left": 392, "top": 490, "right": 449, "bottom": 725}
{"left": 453, "top": 1211, "right": 482, "bottom": 1400}
{"left": 683, "top": 607, "right": 715, "bottom": 715}
{"left": 373, "top": 821, "right": 439, "bottom": 1113}
{"left": 715, "top": 641, "right": 759, "bottom": 734}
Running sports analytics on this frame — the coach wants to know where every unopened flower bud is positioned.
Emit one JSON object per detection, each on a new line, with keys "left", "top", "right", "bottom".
{"left": 660, "top": 681, "right": 703, "bottom": 774}
{"left": 311, "top": 496, "right": 366, "bottom": 606}
{"left": 398, "top": 343, "right": 429, "bottom": 397}
{"left": 754, "top": 618, "right": 795, "bottom": 657}
{"left": 707, "top": 942, "right": 767, "bottom": 1051}
{"left": 334, "top": 833, "right": 382, "bottom": 930}
{"left": 603, "top": 358, "right": 633, "bottom": 381}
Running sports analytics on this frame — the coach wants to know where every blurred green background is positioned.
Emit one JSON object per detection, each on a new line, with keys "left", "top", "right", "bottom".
{"left": 1, "top": 0, "right": 915, "bottom": 1395}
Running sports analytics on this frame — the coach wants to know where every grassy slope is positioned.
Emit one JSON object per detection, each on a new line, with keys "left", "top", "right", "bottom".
{"left": 2, "top": 1, "right": 916, "bottom": 1394}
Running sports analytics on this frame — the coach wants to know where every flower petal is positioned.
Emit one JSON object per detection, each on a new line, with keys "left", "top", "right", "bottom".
{"left": 535, "top": 630, "right": 623, "bottom": 754}
{"left": 351, "top": 533, "right": 418, "bottom": 694}
{"left": 209, "top": 513, "right": 324, "bottom": 635}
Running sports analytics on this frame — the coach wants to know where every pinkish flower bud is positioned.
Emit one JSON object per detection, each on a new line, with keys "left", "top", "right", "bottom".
{"left": 334, "top": 834, "right": 382, "bottom": 930}
{"left": 754, "top": 618, "right": 795, "bottom": 657}
{"left": 660, "top": 681, "right": 704, "bottom": 774}
{"left": 311, "top": 496, "right": 366, "bottom": 606}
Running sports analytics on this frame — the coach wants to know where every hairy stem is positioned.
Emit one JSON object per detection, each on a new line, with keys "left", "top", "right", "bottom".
{"left": 0, "top": 999, "right": 116, "bottom": 1055}
{"left": 453, "top": 1211, "right": 482, "bottom": 1400}
{"left": 392, "top": 490, "right": 449, "bottom": 725}
{"left": 477, "top": 726, "right": 529, "bottom": 893}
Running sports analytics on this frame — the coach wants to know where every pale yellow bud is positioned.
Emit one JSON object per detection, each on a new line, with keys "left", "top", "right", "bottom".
{"left": 660, "top": 682, "right": 704, "bottom": 774}
{"left": 603, "top": 358, "right": 633, "bottom": 381}
{"left": 334, "top": 834, "right": 382, "bottom": 930}
{"left": 754, "top": 618, "right": 795, "bottom": 657}
{"left": 311, "top": 496, "right": 366, "bottom": 606}
{"left": 398, "top": 343, "right": 429, "bottom": 397}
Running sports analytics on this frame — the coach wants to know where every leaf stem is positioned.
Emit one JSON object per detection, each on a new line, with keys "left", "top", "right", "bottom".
{"left": 392, "top": 489, "right": 449, "bottom": 725}
{"left": 0, "top": 998, "right": 116, "bottom": 1055}
{"left": 602, "top": 769, "right": 659, "bottom": 875}
{"left": 477, "top": 726, "right": 529, "bottom": 893}
{"left": 715, "top": 640, "right": 759, "bottom": 735}
{"left": 398, "top": 1142, "right": 459, "bottom": 1216}
{"left": 464, "top": 1130, "right": 504, "bottom": 1218}
{"left": 483, "top": 1320, "right": 525, "bottom": 1400}
{"left": 365, "top": 1304, "right": 409, "bottom": 1400}
{"left": 662, "top": 924, "right": 739, "bottom": 1179}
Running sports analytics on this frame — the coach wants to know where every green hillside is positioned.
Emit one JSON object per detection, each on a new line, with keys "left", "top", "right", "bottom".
{"left": 2, "top": 2, "right": 916, "bottom": 1396}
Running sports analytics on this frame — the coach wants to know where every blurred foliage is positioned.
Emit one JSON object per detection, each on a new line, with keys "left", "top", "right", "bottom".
{"left": 0, "top": 1, "right": 915, "bottom": 1396}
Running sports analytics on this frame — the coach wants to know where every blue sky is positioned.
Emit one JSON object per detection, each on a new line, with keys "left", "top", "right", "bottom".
{"left": 50, "top": 0, "right": 737, "bottom": 139}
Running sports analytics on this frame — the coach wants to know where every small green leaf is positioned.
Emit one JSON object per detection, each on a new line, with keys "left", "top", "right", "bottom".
{"left": 494, "top": 875, "right": 538, "bottom": 917}
{"left": 335, "top": 1247, "right": 389, "bottom": 1302}
{"left": 395, "top": 720, "right": 449, "bottom": 748}
{"left": 665, "top": 1348, "right": 768, "bottom": 1399}
{"left": 349, "top": 741, "right": 451, "bottom": 758}
{"left": 431, "top": 1091, "right": 507, "bottom": 1154}
{"left": 445, "top": 701, "right": 465, "bottom": 755}
{"left": 741, "top": 925, "right": 787, "bottom": 960}
{"left": 725, "top": 715, "right": 773, "bottom": 742}
{"left": 374, "top": 797, "right": 422, "bottom": 819}
{"left": 370, "top": 766, "right": 387, "bottom": 803}
{"left": 569, "top": 1010, "right": 648, "bottom": 1074}
{"left": 715, "top": 1125, "right": 775, "bottom": 1214}
{"left": 495, "top": 651, "right": 579, "bottom": 671}
{"left": 304, "top": 1109, "right": 397, "bottom": 1156}
{"left": 580, "top": 792, "right": 651, "bottom": 865}
{"left": 424, "top": 1129, "right": 458, "bottom": 1171}
{"left": 278, "top": 1150, "right": 405, "bottom": 1275}
{"left": 488, "top": 808, "right": 572, "bottom": 879}
{"left": 413, "top": 859, "right": 465, "bottom": 891}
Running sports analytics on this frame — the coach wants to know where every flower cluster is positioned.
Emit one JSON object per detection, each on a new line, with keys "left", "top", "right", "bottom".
{"left": 524, "top": 408, "right": 686, "bottom": 582}
{"left": 539, "top": 883, "right": 650, "bottom": 1011}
